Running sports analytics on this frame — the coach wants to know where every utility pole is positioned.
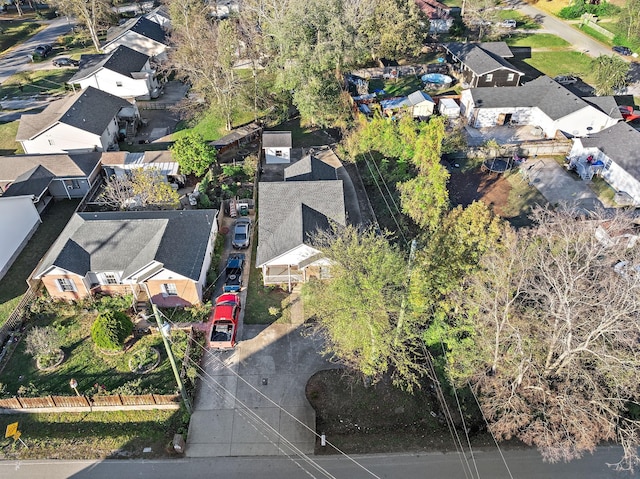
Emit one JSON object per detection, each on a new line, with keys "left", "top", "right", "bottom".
{"left": 395, "top": 239, "right": 417, "bottom": 346}
{"left": 152, "top": 304, "right": 192, "bottom": 414}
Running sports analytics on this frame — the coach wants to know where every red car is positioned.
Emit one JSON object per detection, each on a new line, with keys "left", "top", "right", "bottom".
{"left": 208, "top": 293, "right": 240, "bottom": 349}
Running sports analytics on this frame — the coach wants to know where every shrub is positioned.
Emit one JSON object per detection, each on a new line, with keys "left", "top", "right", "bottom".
{"left": 91, "top": 310, "right": 134, "bottom": 351}
{"left": 24, "top": 326, "right": 63, "bottom": 361}
{"left": 243, "top": 155, "right": 259, "bottom": 180}
{"left": 222, "top": 164, "right": 245, "bottom": 178}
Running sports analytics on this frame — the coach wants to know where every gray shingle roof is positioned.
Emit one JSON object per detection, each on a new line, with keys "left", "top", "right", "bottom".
{"left": 444, "top": 42, "right": 522, "bottom": 76}
{"left": 0, "top": 153, "right": 101, "bottom": 187}
{"left": 107, "top": 16, "right": 168, "bottom": 45}
{"left": 256, "top": 181, "right": 346, "bottom": 266}
{"left": 583, "top": 96, "right": 623, "bottom": 120}
{"left": 407, "top": 91, "right": 434, "bottom": 106}
{"left": 581, "top": 122, "right": 640, "bottom": 179}
{"left": 70, "top": 45, "right": 150, "bottom": 83}
{"left": 284, "top": 154, "right": 338, "bottom": 181}
{"left": 2, "top": 165, "right": 54, "bottom": 198}
{"left": 470, "top": 76, "right": 594, "bottom": 120}
{"left": 16, "top": 87, "right": 130, "bottom": 140}
{"left": 262, "top": 131, "right": 292, "bottom": 148}
{"left": 33, "top": 210, "right": 218, "bottom": 280}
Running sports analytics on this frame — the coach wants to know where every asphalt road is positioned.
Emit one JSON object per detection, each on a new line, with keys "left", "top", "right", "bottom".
{"left": 0, "top": 16, "right": 75, "bottom": 85}
{"left": 0, "top": 447, "right": 636, "bottom": 479}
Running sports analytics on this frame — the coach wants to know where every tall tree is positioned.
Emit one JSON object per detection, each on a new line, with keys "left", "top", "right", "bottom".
{"left": 167, "top": 0, "right": 246, "bottom": 130}
{"left": 50, "top": 0, "right": 115, "bottom": 52}
{"left": 170, "top": 132, "right": 218, "bottom": 177}
{"left": 441, "top": 207, "right": 640, "bottom": 472}
{"left": 592, "top": 54, "right": 630, "bottom": 95}
{"left": 618, "top": 0, "right": 640, "bottom": 40}
{"left": 305, "top": 225, "right": 428, "bottom": 388}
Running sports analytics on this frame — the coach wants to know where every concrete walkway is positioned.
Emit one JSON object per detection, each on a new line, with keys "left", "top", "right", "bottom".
{"left": 186, "top": 290, "right": 333, "bottom": 457}
{"left": 521, "top": 158, "right": 603, "bottom": 211}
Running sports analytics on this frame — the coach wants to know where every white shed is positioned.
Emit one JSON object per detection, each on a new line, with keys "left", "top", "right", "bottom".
{"left": 262, "top": 131, "right": 292, "bottom": 164}
{"left": 0, "top": 196, "right": 41, "bottom": 280}
{"left": 438, "top": 98, "right": 460, "bottom": 118}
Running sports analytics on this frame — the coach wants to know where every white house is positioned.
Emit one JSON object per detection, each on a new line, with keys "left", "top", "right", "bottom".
{"left": 69, "top": 46, "right": 158, "bottom": 100}
{"left": 262, "top": 131, "right": 292, "bottom": 164}
{"left": 460, "top": 76, "right": 620, "bottom": 138}
{"left": 256, "top": 153, "right": 347, "bottom": 290}
{"left": 569, "top": 122, "right": 640, "bottom": 205}
{"left": 0, "top": 195, "right": 41, "bottom": 280}
{"left": 103, "top": 16, "right": 169, "bottom": 60}
{"left": 16, "top": 87, "right": 135, "bottom": 155}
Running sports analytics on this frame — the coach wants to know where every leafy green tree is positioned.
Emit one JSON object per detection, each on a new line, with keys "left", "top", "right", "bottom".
{"left": 397, "top": 117, "right": 449, "bottom": 232}
{"left": 440, "top": 207, "right": 640, "bottom": 471}
{"left": 305, "top": 225, "right": 427, "bottom": 388}
{"left": 592, "top": 54, "right": 630, "bottom": 95}
{"left": 91, "top": 310, "right": 134, "bottom": 351}
{"left": 170, "top": 132, "right": 218, "bottom": 177}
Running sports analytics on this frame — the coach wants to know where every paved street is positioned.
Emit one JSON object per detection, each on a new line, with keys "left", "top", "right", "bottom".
{"left": 0, "top": 447, "right": 635, "bottom": 479}
{"left": 0, "top": 16, "right": 75, "bottom": 85}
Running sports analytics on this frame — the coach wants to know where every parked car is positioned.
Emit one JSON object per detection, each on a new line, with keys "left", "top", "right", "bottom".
{"left": 612, "top": 46, "right": 633, "bottom": 56}
{"left": 554, "top": 75, "right": 578, "bottom": 85}
{"left": 52, "top": 57, "right": 79, "bottom": 67}
{"left": 208, "top": 293, "right": 240, "bottom": 349}
{"left": 500, "top": 19, "right": 517, "bottom": 28}
{"left": 232, "top": 218, "right": 251, "bottom": 249}
{"left": 33, "top": 44, "right": 52, "bottom": 58}
{"left": 223, "top": 253, "right": 245, "bottom": 292}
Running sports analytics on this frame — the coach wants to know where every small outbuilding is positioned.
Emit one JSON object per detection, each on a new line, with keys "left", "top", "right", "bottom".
{"left": 438, "top": 98, "right": 460, "bottom": 118}
{"left": 262, "top": 131, "right": 292, "bottom": 164}
{"left": 407, "top": 91, "right": 435, "bottom": 119}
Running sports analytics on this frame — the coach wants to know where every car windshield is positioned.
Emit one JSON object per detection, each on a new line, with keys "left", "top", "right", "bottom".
{"left": 235, "top": 232, "right": 247, "bottom": 240}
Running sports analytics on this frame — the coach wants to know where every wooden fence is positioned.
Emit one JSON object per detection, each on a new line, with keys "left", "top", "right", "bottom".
{"left": 0, "top": 285, "right": 41, "bottom": 349}
{"left": 0, "top": 393, "right": 180, "bottom": 411}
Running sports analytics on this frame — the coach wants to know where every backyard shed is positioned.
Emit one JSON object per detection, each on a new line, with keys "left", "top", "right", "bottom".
{"left": 262, "top": 131, "right": 292, "bottom": 164}
{"left": 438, "top": 98, "right": 460, "bottom": 118}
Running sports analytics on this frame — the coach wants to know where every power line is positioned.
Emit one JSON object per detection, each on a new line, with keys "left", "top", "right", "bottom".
{"left": 367, "top": 150, "right": 403, "bottom": 216}
{"left": 159, "top": 311, "right": 384, "bottom": 479}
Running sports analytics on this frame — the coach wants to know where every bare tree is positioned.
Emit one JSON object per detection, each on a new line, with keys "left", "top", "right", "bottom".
{"left": 50, "top": 0, "right": 115, "bottom": 52}
{"left": 445, "top": 207, "right": 640, "bottom": 472}
{"left": 98, "top": 168, "right": 180, "bottom": 210}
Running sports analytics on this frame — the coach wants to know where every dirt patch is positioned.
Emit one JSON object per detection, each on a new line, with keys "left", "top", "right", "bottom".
{"left": 307, "top": 369, "right": 495, "bottom": 455}
{"left": 447, "top": 163, "right": 512, "bottom": 217}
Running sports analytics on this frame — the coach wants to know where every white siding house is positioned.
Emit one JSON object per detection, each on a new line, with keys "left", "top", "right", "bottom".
{"left": 0, "top": 196, "right": 41, "bottom": 280}
{"left": 262, "top": 131, "right": 292, "bottom": 164}
{"left": 16, "top": 87, "right": 133, "bottom": 155}
{"left": 569, "top": 122, "right": 640, "bottom": 205}
{"left": 69, "top": 46, "right": 158, "bottom": 100}
{"left": 460, "top": 76, "right": 620, "bottom": 138}
{"left": 103, "top": 16, "right": 169, "bottom": 60}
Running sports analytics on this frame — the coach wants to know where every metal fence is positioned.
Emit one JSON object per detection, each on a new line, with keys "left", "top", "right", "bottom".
{"left": 0, "top": 285, "right": 41, "bottom": 349}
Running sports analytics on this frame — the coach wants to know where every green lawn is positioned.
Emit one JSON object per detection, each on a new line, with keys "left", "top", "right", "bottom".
{"left": 0, "top": 200, "right": 79, "bottom": 325}
{"left": 0, "top": 409, "right": 186, "bottom": 459}
{"left": 522, "top": 50, "right": 596, "bottom": 82}
{"left": 0, "top": 306, "right": 192, "bottom": 396}
{"left": 498, "top": 10, "right": 541, "bottom": 30}
{"left": 173, "top": 107, "right": 258, "bottom": 142}
{"left": 505, "top": 33, "right": 570, "bottom": 48}
{"left": 0, "top": 69, "right": 75, "bottom": 98}
{"left": 243, "top": 234, "right": 289, "bottom": 325}
{"left": 369, "top": 76, "right": 424, "bottom": 98}
{"left": 0, "top": 19, "right": 42, "bottom": 54}
{"left": 0, "top": 121, "right": 24, "bottom": 155}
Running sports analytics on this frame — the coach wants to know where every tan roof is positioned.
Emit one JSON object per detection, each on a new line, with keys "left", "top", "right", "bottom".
{"left": 0, "top": 153, "right": 101, "bottom": 182}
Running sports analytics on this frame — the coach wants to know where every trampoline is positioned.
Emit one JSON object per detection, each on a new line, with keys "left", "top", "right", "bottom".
{"left": 483, "top": 157, "right": 513, "bottom": 173}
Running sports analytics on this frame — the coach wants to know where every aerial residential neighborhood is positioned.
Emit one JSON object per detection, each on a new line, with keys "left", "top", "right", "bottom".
{"left": 1, "top": 0, "right": 640, "bottom": 477}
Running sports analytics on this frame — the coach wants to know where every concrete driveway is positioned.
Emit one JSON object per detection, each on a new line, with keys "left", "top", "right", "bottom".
{"left": 521, "top": 157, "right": 603, "bottom": 211}
{"left": 186, "top": 297, "right": 334, "bottom": 457}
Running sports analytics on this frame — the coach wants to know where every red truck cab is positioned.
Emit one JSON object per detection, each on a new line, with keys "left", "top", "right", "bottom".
{"left": 208, "top": 293, "right": 240, "bottom": 349}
